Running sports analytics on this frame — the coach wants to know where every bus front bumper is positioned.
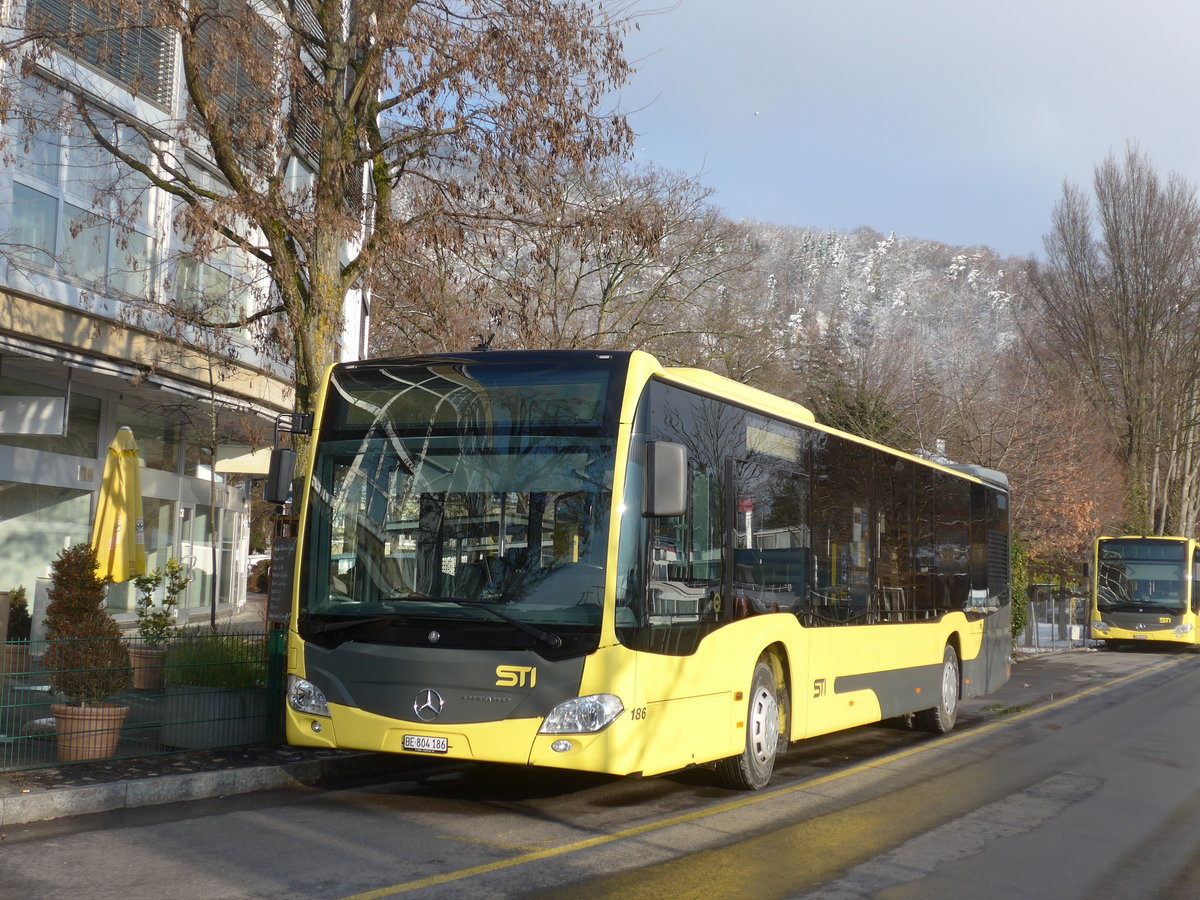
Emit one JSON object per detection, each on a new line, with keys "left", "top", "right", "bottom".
{"left": 1091, "top": 622, "right": 1195, "bottom": 643}
{"left": 284, "top": 703, "right": 647, "bottom": 776}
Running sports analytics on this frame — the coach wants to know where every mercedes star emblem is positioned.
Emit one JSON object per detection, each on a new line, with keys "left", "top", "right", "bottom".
{"left": 414, "top": 689, "right": 444, "bottom": 721}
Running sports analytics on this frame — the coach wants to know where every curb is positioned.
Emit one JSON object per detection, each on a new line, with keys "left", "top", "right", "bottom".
{"left": 0, "top": 752, "right": 413, "bottom": 827}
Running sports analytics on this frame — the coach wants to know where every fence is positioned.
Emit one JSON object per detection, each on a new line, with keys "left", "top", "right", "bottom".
{"left": 1017, "top": 596, "right": 1089, "bottom": 652}
{"left": 0, "top": 630, "right": 284, "bottom": 771}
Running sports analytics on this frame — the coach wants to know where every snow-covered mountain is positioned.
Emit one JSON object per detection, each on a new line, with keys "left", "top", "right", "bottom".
{"left": 741, "top": 221, "right": 1028, "bottom": 366}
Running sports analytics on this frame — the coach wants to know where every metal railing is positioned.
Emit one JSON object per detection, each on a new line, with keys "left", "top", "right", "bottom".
{"left": 1017, "top": 598, "right": 1089, "bottom": 652}
{"left": 0, "top": 630, "right": 284, "bottom": 771}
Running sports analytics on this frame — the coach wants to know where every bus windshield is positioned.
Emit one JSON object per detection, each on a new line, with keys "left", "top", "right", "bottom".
{"left": 298, "top": 359, "right": 620, "bottom": 655}
{"left": 1096, "top": 539, "right": 1187, "bottom": 613}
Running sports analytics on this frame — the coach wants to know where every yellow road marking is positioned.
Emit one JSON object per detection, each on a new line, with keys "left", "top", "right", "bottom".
{"left": 339, "top": 655, "right": 1183, "bottom": 900}
{"left": 442, "top": 834, "right": 557, "bottom": 852}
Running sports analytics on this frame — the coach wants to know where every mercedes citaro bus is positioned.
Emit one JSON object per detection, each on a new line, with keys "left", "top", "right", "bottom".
{"left": 1091, "top": 535, "right": 1200, "bottom": 649}
{"left": 266, "top": 350, "right": 1011, "bottom": 789}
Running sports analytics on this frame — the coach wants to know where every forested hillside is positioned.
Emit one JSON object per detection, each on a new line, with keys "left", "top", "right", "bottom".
{"left": 745, "top": 223, "right": 1021, "bottom": 365}
{"left": 370, "top": 167, "right": 1130, "bottom": 584}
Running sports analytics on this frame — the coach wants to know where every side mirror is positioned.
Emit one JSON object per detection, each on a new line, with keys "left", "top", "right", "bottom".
{"left": 264, "top": 447, "right": 296, "bottom": 505}
{"left": 644, "top": 441, "right": 687, "bottom": 517}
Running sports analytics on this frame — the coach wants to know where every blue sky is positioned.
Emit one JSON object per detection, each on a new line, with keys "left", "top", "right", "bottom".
{"left": 618, "top": 0, "right": 1200, "bottom": 259}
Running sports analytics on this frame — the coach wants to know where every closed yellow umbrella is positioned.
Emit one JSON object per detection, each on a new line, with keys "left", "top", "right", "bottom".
{"left": 91, "top": 426, "right": 147, "bottom": 583}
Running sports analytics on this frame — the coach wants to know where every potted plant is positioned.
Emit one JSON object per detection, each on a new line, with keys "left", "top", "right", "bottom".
{"left": 5, "top": 585, "right": 32, "bottom": 676}
{"left": 41, "top": 543, "right": 133, "bottom": 761}
{"left": 161, "top": 628, "right": 270, "bottom": 749}
{"left": 130, "top": 558, "right": 186, "bottom": 691}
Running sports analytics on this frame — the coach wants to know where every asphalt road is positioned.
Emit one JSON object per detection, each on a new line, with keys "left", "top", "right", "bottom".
{"left": 2, "top": 646, "right": 1195, "bottom": 900}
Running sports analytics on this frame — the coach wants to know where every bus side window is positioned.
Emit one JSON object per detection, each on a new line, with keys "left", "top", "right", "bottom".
{"left": 933, "top": 475, "right": 969, "bottom": 611}
{"left": 616, "top": 381, "right": 739, "bottom": 654}
{"left": 733, "top": 458, "right": 808, "bottom": 618}
{"left": 875, "top": 454, "right": 914, "bottom": 622}
{"left": 1193, "top": 548, "right": 1200, "bottom": 613}
{"left": 811, "top": 434, "right": 871, "bottom": 623}
{"left": 614, "top": 446, "right": 647, "bottom": 628}
{"left": 646, "top": 461, "right": 722, "bottom": 626}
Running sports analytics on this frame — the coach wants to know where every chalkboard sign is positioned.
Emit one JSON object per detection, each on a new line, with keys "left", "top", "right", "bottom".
{"left": 267, "top": 536, "right": 296, "bottom": 623}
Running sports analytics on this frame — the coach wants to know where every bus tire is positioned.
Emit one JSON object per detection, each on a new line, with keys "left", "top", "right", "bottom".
{"left": 1104, "top": 640, "right": 1122, "bottom": 651}
{"left": 717, "top": 658, "right": 788, "bottom": 790}
{"left": 915, "top": 644, "right": 959, "bottom": 734}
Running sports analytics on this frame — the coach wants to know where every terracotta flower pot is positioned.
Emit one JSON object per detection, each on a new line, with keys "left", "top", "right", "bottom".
{"left": 129, "top": 645, "right": 168, "bottom": 691}
{"left": 3, "top": 642, "right": 30, "bottom": 677}
{"left": 51, "top": 703, "right": 129, "bottom": 762}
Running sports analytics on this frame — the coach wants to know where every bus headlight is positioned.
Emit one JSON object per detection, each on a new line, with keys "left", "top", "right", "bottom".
{"left": 288, "top": 675, "right": 330, "bottom": 717}
{"left": 1093, "top": 621, "right": 1110, "bottom": 634}
{"left": 539, "top": 694, "right": 624, "bottom": 734}
{"left": 1175, "top": 623, "right": 1194, "bottom": 635}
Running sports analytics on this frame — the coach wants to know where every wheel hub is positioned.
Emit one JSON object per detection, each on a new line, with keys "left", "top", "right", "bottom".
{"left": 750, "top": 687, "right": 779, "bottom": 762}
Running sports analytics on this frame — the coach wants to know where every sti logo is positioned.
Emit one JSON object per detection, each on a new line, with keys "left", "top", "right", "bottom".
{"left": 496, "top": 665, "right": 537, "bottom": 688}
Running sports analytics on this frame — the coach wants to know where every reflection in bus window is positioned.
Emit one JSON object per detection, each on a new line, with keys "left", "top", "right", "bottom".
{"left": 732, "top": 459, "right": 809, "bottom": 619}
{"left": 811, "top": 437, "right": 871, "bottom": 622}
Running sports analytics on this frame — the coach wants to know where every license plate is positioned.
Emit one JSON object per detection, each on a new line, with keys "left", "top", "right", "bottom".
{"left": 1134, "top": 634, "right": 1149, "bottom": 640}
{"left": 403, "top": 734, "right": 448, "bottom": 754}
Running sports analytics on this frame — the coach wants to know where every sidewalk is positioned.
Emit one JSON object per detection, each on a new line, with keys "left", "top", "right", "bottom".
{"left": 0, "top": 742, "right": 423, "bottom": 827}
{"left": 2, "top": 593, "right": 426, "bottom": 828}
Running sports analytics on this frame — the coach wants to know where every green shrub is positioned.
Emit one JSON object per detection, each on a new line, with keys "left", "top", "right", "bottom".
{"left": 41, "top": 543, "right": 131, "bottom": 704}
{"left": 165, "top": 629, "right": 267, "bottom": 690}
{"left": 1010, "top": 532, "right": 1030, "bottom": 647}
{"left": 134, "top": 558, "right": 187, "bottom": 648}
{"left": 249, "top": 558, "right": 271, "bottom": 593}
{"left": 7, "top": 585, "right": 31, "bottom": 641}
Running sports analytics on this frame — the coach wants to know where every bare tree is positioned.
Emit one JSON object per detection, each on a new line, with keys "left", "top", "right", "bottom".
{"left": 371, "top": 161, "right": 764, "bottom": 362}
{"left": 1029, "top": 145, "right": 1200, "bottom": 534}
{"left": 936, "top": 341, "right": 1127, "bottom": 576}
{"left": 2, "top": 0, "right": 637, "bottom": 412}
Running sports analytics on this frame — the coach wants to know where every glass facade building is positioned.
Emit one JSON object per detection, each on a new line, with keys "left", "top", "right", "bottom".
{"left": 0, "top": 0, "right": 363, "bottom": 629}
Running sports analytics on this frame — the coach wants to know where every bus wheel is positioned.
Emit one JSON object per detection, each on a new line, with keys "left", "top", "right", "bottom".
{"left": 915, "top": 644, "right": 959, "bottom": 734}
{"left": 717, "top": 658, "right": 788, "bottom": 790}
{"left": 1104, "top": 640, "right": 1122, "bottom": 651}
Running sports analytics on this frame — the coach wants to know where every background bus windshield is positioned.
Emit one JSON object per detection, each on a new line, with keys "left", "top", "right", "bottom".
{"left": 1096, "top": 540, "right": 1187, "bottom": 612}
{"left": 299, "top": 361, "right": 618, "bottom": 652}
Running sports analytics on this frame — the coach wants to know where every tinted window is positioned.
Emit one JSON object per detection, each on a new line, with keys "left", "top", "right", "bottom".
{"left": 811, "top": 435, "right": 872, "bottom": 622}
{"left": 876, "top": 454, "right": 914, "bottom": 620}
{"left": 617, "top": 381, "right": 743, "bottom": 654}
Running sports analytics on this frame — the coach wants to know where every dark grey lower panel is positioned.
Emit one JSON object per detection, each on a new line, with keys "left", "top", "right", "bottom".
{"left": 304, "top": 642, "right": 586, "bottom": 724}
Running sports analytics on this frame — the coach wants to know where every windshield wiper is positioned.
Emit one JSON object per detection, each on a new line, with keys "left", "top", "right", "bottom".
{"left": 303, "top": 614, "right": 403, "bottom": 635}
{"left": 1099, "top": 597, "right": 1182, "bottom": 613}
{"left": 382, "top": 595, "right": 563, "bottom": 648}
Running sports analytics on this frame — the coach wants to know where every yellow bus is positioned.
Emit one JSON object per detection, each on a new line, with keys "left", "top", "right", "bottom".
{"left": 1091, "top": 535, "right": 1200, "bottom": 649}
{"left": 270, "top": 350, "right": 1011, "bottom": 789}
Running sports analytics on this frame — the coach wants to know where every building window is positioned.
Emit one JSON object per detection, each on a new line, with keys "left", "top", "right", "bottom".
{"left": 60, "top": 200, "right": 111, "bottom": 283}
{"left": 11, "top": 183, "right": 58, "bottom": 268}
{"left": 172, "top": 163, "right": 260, "bottom": 336}
{"left": 0, "top": 481, "right": 92, "bottom": 603}
{"left": 0, "top": 376, "right": 100, "bottom": 458}
{"left": 184, "top": 443, "right": 225, "bottom": 483}
{"left": 191, "top": 0, "right": 280, "bottom": 165}
{"left": 115, "top": 402, "right": 181, "bottom": 473}
{"left": 25, "top": 0, "right": 177, "bottom": 109}
{"left": 9, "top": 87, "right": 161, "bottom": 301}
